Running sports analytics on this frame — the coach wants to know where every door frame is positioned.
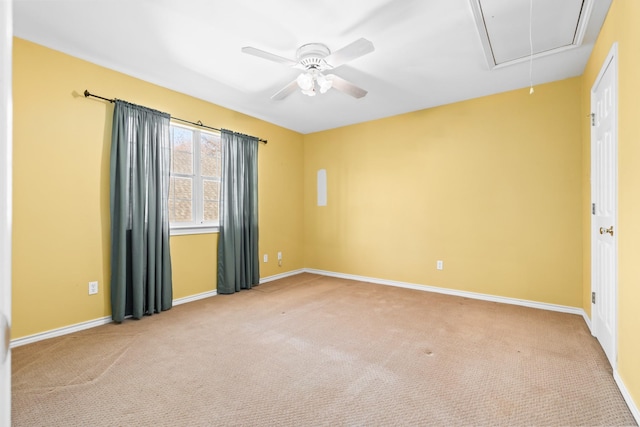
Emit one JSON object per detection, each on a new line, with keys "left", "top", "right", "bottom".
{"left": 0, "top": 0, "right": 12, "bottom": 425}
{"left": 590, "top": 42, "right": 618, "bottom": 369}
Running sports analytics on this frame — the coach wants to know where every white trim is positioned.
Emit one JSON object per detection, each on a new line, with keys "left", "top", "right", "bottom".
{"left": 5, "top": 268, "right": 594, "bottom": 347}
{"left": 7, "top": 268, "right": 304, "bottom": 347}
{"left": 614, "top": 370, "right": 640, "bottom": 425}
{"left": 7, "top": 270, "right": 306, "bottom": 347}
{"left": 11, "top": 290, "right": 219, "bottom": 348}
{"left": 582, "top": 311, "right": 592, "bottom": 334}
{"left": 10, "top": 316, "right": 113, "bottom": 348}
{"left": 173, "top": 290, "right": 217, "bottom": 306}
{"left": 0, "top": 1, "right": 12, "bottom": 424}
{"left": 573, "top": 0, "right": 595, "bottom": 46}
{"left": 170, "top": 225, "right": 219, "bottom": 236}
{"left": 469, "top": 0, "right": 495, "bottom": 69}
{"left": 304, "top": 268, "right": 586, "bottom": 317}
{"left": 260, "top": 269, "right": 306, "bottom": 285}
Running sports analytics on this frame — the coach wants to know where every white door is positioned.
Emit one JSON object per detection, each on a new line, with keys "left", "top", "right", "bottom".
{"left": 591, "top": 43, "right": 618, "bottom": 369}
{"left": 0, "top": 0, "right": 12, "bottom": 425}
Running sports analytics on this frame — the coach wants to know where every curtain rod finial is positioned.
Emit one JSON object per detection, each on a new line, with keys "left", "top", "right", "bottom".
{"left": 84, "top": 90, "right": 90, "bottom": 98}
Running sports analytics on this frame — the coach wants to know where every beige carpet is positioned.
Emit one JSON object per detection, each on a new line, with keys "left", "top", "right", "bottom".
{"left": 12, "top": 273, "right": 637, "bottom": 426}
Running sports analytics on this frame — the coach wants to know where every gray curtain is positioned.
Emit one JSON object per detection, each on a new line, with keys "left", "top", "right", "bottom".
{"left": 110, "top": 100, "right": 173, "bottom": 322}
{"left": 217, "top": 130, "right": 260, "bottom": 294}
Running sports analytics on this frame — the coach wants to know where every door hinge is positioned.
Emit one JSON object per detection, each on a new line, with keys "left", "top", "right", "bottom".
{"left": 592, "top": 203, "right": 596, "bottom": 215}
{"left": 591, "top": 113, "right": 596, "bottom": 126}
{"left": 592, "top": 292, "right": 596, "bottom": 304}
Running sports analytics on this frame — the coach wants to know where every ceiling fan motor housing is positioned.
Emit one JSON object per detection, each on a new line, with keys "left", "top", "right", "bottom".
{"left": 296, "top": 43, "right": 331, "bottom": 70}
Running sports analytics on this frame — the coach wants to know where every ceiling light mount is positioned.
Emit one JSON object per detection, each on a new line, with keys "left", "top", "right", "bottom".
{"left": 296, "top": 43, "right": 331, "bottom": 71}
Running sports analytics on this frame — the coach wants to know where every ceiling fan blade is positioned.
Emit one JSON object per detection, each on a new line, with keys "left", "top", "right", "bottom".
{"left": 326, "top": 38, "right": 375, "bottom": 68}
{"left": 327, "top": 75, "right": 368, "bottom": 99}
{"left": 241, "top": 46, "right": 298, "bottom": 67}
{"left": 271, "top": 79, "right": 299, "bottom": 101}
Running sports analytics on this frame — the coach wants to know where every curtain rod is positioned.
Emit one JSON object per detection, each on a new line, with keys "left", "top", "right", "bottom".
{"left": 83, "top": 90, "right": 267, "bottom": 144}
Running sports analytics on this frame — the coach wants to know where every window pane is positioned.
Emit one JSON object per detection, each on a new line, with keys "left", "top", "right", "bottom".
{"left": 169, "top": 176, "right": 193, "bottom": 222}
{"left": 203, "top": 179, "right": 219, "bottom": 201}
{"left": 201, "top": 133, "right": 221, "bottom": 177}
{"left": 203, "top": 201, "right": 219, "bottom": 222}
{"left": 171, "top": 127, "right": 193, "bottom": 175}
{"left": 172, "top": 176, "right": 192, "bottom": 198}
{"left": 201, "top": 133, "right": 220, "bottom": 157}
{"left": 203, "top": 179, "right": 219, "bottom": 223}
{"left": 201, "top": 156, "right": 221, "bottom": 177}
{"left": 174, "top": 201, "right": 193, "bottom": 223}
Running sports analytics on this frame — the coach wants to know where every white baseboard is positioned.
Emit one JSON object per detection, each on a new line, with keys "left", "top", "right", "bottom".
{"left": 304, "top": 268, "right": 586, "bottom": 317}
{"left": 9, "top": 269, "right": 303, "bottom": 347}
{"left": 260, "top": 269, "right": 305, "bottom": 284}
{"left": 10, "top": 316, "right": 113, "bottom": 348}
{"left": 7, "top": 269, "right": 591, "bottom": 347}
{"left": 11, "top": 289, "right": 219, "bottom": 348}
{"left": 582, "top": 310, "right": 593, "bottom": 334}
{"left": 9, "top": 269, "right": 307, "bottom": 348}
{"left": 173, "top": 290, "right": 217, "bottom": 306}
{"left": 614, "top": 370, "right": 640, "bottom": 425}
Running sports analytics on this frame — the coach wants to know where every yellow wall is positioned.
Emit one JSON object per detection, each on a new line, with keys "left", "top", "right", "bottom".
{"left": 304, "top": 78, "right": 583, "bottom": 307}
{"left": 581, "top": 0, "right": 640, "bottom": 409}
{"left": 12, "top": 38, "right": 304, "bottom": 338}
{"left": 12, "top": 3, "right": 640, "bottom": 415}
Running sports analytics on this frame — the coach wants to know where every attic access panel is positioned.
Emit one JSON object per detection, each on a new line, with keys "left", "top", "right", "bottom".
{"left": 471, "top": 0, "right": 593, "bottom": 68}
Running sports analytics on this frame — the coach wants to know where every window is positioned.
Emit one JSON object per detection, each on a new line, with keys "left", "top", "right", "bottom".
{"left": 169, "top": 123, "right": 221, "bottom": 235}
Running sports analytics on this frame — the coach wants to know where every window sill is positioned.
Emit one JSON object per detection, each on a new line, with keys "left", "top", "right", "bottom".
{"left": 170, "top": 225, "right": 219, "bottom": 236}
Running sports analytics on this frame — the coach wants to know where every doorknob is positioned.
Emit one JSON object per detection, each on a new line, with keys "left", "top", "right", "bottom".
{"left": 599, "top": 226, "right": 614, "bottom": 236}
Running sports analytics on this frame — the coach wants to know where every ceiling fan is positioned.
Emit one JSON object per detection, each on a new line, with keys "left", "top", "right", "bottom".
{"left": 241, "top": 38, "right": 374, "bottom": 100}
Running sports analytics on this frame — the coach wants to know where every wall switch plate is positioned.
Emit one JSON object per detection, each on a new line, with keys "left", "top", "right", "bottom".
{"left": 88, "top": 281, "right": 99, "bottom": 295}
{"left": 436, "top": 260, "right": 443, "bottom": 270}
{"left": 277, "top": 252, "right": 282, "bottom": 261}
{"left": 263, "top": 254, "right": 268, "bottom": 263}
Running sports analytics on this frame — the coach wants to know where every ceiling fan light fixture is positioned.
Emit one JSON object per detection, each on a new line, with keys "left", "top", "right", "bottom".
{"left": 296, "top": 72, "right": 314, "bottom": 91}
{"left": 317, "top": 73, "right": 333, "bottom": 94}
{"left": 296, "top": 71, "right": 333, "bottom": 97}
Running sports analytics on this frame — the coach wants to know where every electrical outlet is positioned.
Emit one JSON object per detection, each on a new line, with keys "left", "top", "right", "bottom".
{"left": 436, "top": 260, "right": 443, "bottom": 270}
{"left": 263, "top": 254, "right": 268, "bottom": 263}
{"left": 88, "top": 281, "right": 99, "bottom": 295}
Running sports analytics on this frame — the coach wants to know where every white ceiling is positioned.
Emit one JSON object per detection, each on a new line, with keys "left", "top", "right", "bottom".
{"left": 13, "top": 0, "right": 611, "bottom": 134}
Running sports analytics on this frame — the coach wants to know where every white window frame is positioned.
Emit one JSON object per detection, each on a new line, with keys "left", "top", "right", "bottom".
{"left": 169, "top": 122, "right": 221, "bottom": 236}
